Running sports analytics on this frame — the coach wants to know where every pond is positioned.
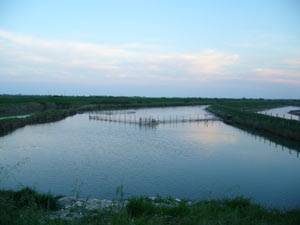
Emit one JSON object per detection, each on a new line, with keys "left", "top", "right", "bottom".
{"left": 0, "top": 106, "right": 299, "bottom": 209}
{"left": 259, "top": 106, "right": 300, "bottom": 121}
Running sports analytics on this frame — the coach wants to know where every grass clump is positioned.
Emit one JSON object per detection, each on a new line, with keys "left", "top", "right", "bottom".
{"left": 1, "top": 189, "right": 300, "bottom": 225}
{"left": 126, "top": 197, "right": 157, "bottom": 217}
{"left": 125, "top": 196, "right": 300, "bottom": 225}
{"left": 0, "top": 187, "right": 59, "bottom": 225}
{"left": 0, "top": 187, "right": 59, "bottom": 210}
{"left": 0, "top": 188, "right": 299, "bottom": 225}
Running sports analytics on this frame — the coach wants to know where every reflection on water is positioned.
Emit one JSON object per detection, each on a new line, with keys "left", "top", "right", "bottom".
{"left": 185, "top": 123, "right": 238, "bottom": 147}
{"left": 0, "top": 106, "right": 299, "bottom": 209}
{"left": 259, "top": 106, "right": 300, "bottom": 121}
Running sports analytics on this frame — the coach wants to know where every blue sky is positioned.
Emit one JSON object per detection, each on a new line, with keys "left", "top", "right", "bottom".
{"left": 0, "top": 0, "right": 299, "bottom": 97}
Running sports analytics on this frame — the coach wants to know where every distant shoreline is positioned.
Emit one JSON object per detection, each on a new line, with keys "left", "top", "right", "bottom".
{"left": 289, "top": 110, "right": 300, "bottom": 116}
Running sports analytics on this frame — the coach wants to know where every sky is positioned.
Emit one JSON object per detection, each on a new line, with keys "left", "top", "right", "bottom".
{"left": 0, "top": 0, "right": 300, "bottom": 98}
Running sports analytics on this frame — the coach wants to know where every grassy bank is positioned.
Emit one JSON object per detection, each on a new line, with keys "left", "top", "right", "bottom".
{"left": 0, "top": 109, "right": 78, "bottom": 136}
{"left": 1, "top": 95, "right": 300, "bottom": 142}
{"left": 290, "top": 110, "right": 300, "bottom": 116}
{"left": 0, "top": 188, "right": 299, "bottom": 225}
{"left": 207, "top": 103, "right": 300, "bottom": 142}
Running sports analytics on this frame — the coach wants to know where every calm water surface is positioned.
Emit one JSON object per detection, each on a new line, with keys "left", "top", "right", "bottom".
{"left": 0, "top": 106, "right": 299, "bottom": 209}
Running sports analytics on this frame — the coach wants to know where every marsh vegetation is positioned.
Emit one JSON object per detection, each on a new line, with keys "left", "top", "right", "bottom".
{"left": 0, "top": 188, "right": 299, "bottom": 225}
{"left": 1, "top": 95, "right": 300, "bottom": 140}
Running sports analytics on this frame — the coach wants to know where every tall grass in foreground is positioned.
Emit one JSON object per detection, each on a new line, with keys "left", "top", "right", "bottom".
{"left": 0, "top": 188, "right": 299, "bottom": 225}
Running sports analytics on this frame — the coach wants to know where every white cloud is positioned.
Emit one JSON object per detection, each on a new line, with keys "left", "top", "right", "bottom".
{"left": 254, "top": 68, "right": 299, "bottom": 77}
{"left": 0, "top": 30, "right": 239, "bottom": 84}
{"left": 284, "top": 58, "right": 300, "bottom": 67}
{"left": 253, "top": 67, "right": 300, "bottom": 85}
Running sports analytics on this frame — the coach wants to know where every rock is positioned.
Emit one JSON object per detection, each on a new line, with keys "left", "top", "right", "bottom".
{"left": 51, "top": 197, "right": 115, "bottom": 221}
{"left": 100, "top": 199, "right": 113, "bottom": 208}
{"left": 51, "top": 196, "right": 187, "bottom": 221}
{"left": 58, "top": 210, "right": 84, "bottom": 220}
{"left": 73, "top": 200, "right": 84, "bottom": 207}
{"left": 57, "top": 196, "right": 76, "bottom": 208}
{"left": 86, "top": 198, "right": 102, "bottom": 210}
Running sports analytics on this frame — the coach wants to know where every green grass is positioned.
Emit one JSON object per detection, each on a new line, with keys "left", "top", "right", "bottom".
{"left": 207, "top": 104, "right": 300, "bottom": 142}
{"left": 0, "top": 109, "right": 78, "bottom": 136}
{"left": 0, "top": 188, "right": 59, "bottom": 225}
{"left": 0, "top": 188, "right": 299, "bottom": 225}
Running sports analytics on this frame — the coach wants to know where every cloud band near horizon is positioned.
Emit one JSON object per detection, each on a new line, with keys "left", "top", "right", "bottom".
{"left": 0, "top": 29, "right": 299, "bottom": 89}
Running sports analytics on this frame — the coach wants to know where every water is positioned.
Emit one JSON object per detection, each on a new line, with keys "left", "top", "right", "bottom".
{"left": 259, "top": 106, "right": 300, "bottom": 121}
{"left": 0, "top": 106, "right": 299, "bottom": 209}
